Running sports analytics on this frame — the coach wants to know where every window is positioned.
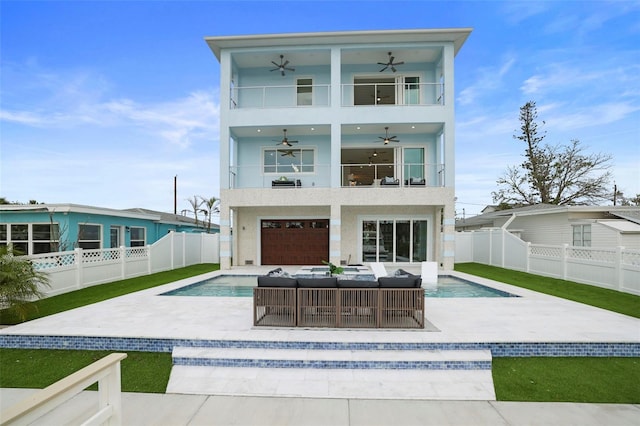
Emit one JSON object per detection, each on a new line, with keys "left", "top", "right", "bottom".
{"left": 572, "top": 224, "right": 591, "bottom": 247}
{"left": 263, "top": 148, "right": 315, "bottom": 174}
{"left": 402, "top": 76, "right": 420, "bottom": 105}
{"left": 403, "top": 148, "right": 425, "bottom": 182}
{"left": 130, "top": 227, "right": 146, "bottom": 247}
{"left": 0, "top": 223, "right": 60, "bottom": 254}
{"left": 32, "top": 224, "right": 60, "bottom": 254}
{"left": 78, "top": 224, "right": 101, "bottom": 249}
{"left": 10, "top": 224, "right": 28, "bottom": 254}
{"left": 0, "top": 224, "right": 6, "bottom": 250}
{"left": 296, "top": 78, "right": 312, "bottom": 106}
{"left": 361, "top": 218, "right": 429, "bottom": 263}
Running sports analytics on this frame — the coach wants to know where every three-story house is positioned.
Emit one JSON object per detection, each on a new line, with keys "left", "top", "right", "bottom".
{"left": 206, "top": 28, "right": 471, "bottom": 270}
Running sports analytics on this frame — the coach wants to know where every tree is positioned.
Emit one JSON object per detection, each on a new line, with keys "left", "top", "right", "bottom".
{"left": 185, "top": 196, "right": 204, "bottom": 226}
{"left": 0, "top": 247, "right": 51, "bottom": 321}
{"left": 493, "top": 101, "right": 612, "bottom": 206}
{"left": 199, "top": 196, "right": 220, "bottom": 233}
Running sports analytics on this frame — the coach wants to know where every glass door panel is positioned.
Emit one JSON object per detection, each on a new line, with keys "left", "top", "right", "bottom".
{"left": 362, "top": 221, "right": 378, "bottom": 262}
{"left": 412, "top": 220, "right": 428, "bottom": 262}
{"left": 395, "top": 221, "right": 410, "bottom": 262}
{"left": 110, "top": 226, "right": 121, "bottom": 248}
{"left": 404, "top": 147, "right": 425, "bottom": 183}
{"left": 379, "top": 220, "right": 394, "bottom": 261}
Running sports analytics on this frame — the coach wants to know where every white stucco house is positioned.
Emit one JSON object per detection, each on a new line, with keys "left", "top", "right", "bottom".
{"left": 456, "top": 204, "right": 640, "bottom": 249}
{"left": 205, "top": 28, "right": 472, "bottom": 270}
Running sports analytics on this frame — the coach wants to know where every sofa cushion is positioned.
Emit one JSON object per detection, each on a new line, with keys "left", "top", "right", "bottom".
{"left": 378, "top": 276, "right": 420, "bottom": 288}
{"left": 257, "top": 276, "right": 298, "bottom": 288}
{"left": 337, "top": 279, "right": 379, "bottom": 288}
{"left": 297, "top": 277, "right": 338, "bottom": 288}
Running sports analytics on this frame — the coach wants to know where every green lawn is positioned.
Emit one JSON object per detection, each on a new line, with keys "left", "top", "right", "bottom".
{"left": 0, "top": 263, "right": 219, "bottom": 325}
{"left": 455, "top": 263, "right": 640, "bottom": 318}
{"left": 0, "top": 349, "right": 171, "bottom": 393}
{"left": 493, "top": 357, "right": 640, "bottom": 403}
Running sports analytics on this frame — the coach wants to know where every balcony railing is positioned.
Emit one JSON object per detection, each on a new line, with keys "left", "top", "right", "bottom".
{"left": 227, "top": 163, "right": 444, "bottom": 189}
{"left": 342, "top": 82, "right": 444, "bottom": 106}
{"left": 231, "top": 84, "right": 331, "bottom": 109}
{"left": 229, "top": 82, "right": 445, "bottom": 109}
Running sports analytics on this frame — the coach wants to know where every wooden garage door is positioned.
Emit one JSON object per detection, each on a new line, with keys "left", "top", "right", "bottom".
{"left": 261, "top": 219, "right": 329, "bottom": 265}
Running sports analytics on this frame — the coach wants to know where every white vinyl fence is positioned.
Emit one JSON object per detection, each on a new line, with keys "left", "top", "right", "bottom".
{"left": 28, "top": 232, "right": 219, "bottom": 297}
{"left": 455, "top": 229, "right": 640, "bottom": 296}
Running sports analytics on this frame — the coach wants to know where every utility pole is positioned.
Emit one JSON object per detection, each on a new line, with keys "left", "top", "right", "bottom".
{"left": 174, "top": 175, "right": 177, "bottom": 214}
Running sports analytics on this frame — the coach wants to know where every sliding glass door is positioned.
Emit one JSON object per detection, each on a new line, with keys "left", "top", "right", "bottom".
{"left": 360, "top": 218, "right": 429, "bottom": 263}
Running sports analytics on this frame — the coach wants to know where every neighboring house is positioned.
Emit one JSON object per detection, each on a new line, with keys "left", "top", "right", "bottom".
{"left": 0, "top": 204, "right": 217, "bottom": 255}
{"left": 455, "top": 204, "right": 640, "bottom": 249}
{"left": 205, "top": 28, "right": 471, "bottom": 270}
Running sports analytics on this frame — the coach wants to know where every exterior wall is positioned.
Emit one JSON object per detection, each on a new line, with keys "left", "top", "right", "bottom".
{"left": 506, "top": 212, "right": 571, "bottom": 245}
{"left": 210, "top": 30, "right": 469, "bottom": 270}
{"left": 0, "top": 208, "right": 209, "bottom": 255}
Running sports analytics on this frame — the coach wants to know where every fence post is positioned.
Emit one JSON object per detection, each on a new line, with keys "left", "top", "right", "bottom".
{"left": 74, "top": 248, "right": 83, "bottom": 289}
{"left": 170, "top": 231, "right": 175, "bottom": 270}
{"left": 488, "top": 229, "right": 493, "bottom": 266}
{"left": 120, "top": 246, "right": 126, "bottom": 280}
{"left": 526, "top": 242, "right": 531, "bottom": 273}
{"left": 182, "top": 232, "right": 186, "bottom": 268}
{"left": 147, "top": 244, "right": 152, "bottom": 275}
{"left": 501, "top": 228, "right": 506, "bottom": 268}
{"left": 616, "top": 246, "right": 624, "bottom": 291}
{"left": 562, "top": 244, "right": 569, "bottom": 280}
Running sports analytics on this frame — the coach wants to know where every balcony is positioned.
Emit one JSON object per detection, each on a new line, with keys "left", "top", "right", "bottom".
{"left": 342, "top": 82, "right": 444, "bottom": 106}
{"left": 229, "top": 81, "right": 444, "bottom": 109}
{"left": 227, "top": 163, "right": 444, "bottom": 189}
{"left": 231, "top": 84, "right": 331, "bottom": 109}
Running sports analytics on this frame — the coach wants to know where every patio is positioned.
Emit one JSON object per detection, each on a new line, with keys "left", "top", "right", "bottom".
{"left": 0, "top": 267, "right": 638, "bottom": 401}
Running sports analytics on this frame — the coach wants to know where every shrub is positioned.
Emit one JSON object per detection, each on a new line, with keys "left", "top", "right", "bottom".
{"left": 0, "top": 247, "right": 51, "bottom": 320}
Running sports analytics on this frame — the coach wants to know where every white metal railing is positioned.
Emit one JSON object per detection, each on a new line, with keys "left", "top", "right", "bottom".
{"left": 341, "top": 82, "right": 444, "bottom": 106}
{"left": 1, "top": 353, "right": 127, "bottom": 426}
{"left": 231, "top": 84, "right": 330, "bottom": 109}
{"left": 455, "top": 228, "right": 640, "bottom": 295}
{"left": 227, "top": 163, "right": 445, "bottom": 189}
{"left": 25, "top": 232, "right": 220, "bottom": 296}
{"left": 341, "top": 162, "right": 444, "bottom": 187}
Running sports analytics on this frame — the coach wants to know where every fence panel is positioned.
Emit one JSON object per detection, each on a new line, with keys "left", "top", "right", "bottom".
{"left": 455, "top": 228, "right": 640, "bottom": 295}
{"left": 25, "top": 232, "right": 218, "bottom": 297}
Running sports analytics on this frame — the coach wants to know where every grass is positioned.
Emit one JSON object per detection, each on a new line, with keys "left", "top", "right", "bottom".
{"left": 493, "top": 357, "right": 640, "bottom": 403}
{"left": 0, "top": 263, "right": 219, "bottom": 325}
{"left": 0, "top": 349, "right": 171, "bottom": 393}
{"left": 455, "top": 262, "right": 640, "bottom": 318}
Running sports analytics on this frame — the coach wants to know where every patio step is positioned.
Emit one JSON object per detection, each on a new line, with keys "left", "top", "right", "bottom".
{"left": 171, "top": 346, "right": 492, "bottom": 370}
{"left": 166, "top": 346, "right": 496, "bottom": 399}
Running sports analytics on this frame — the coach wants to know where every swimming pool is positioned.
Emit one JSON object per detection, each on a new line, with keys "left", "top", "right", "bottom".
{"left": 161, "top": 275, "right": 518, "bottom": 298}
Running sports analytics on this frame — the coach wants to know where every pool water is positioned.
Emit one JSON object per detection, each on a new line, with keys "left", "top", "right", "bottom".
{"left": 161, "top": 275, "right": 518, "bottom": 298}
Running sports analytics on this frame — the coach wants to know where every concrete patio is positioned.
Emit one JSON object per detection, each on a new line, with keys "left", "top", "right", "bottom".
{"left": 1, "top": 267, "right": 638, "bottom": 424}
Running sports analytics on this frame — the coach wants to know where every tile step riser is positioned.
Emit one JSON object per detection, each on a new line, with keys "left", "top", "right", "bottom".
{"left": 172, "top": 358, "right": 492, "bottom": 370}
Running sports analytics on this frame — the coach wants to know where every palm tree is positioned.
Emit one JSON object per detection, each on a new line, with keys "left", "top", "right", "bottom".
{"left": 199, "top": 196, "right": 220, "bottom": 233}
{"left": 185, "top": 196, "right": 204, "bottom": 226}
{"left": 0, "top": 247, "right": 51, "bottom": 321}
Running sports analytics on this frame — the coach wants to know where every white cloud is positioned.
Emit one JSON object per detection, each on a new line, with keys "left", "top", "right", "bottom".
{"left": 457, "top": 55, "right": 517, "bottom": 106}
{"left": 1, "top": 62, "right": 219, "bottom": 149}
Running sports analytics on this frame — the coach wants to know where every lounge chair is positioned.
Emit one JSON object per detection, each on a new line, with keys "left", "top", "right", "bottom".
{"left": 421, "top": 261, "right": 438, "bottom": 289}
{"left": 369, "top": 262, "right": 388, "bottom": 279}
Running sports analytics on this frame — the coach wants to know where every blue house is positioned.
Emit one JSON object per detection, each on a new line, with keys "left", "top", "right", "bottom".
{"left": 0, "top": 204, "right": 217, "bottom": 255}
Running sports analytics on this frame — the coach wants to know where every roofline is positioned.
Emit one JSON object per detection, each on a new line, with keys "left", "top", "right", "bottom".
{"left": 205, "top": 28, "right": 473, "bottom": 60}
{"left": 0, "top": 204, "right": 160, "bottom": 220}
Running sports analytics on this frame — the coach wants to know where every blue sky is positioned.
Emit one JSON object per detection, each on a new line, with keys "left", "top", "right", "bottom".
{"left": 1, "top": 1, "right": 638, "bottom": 217}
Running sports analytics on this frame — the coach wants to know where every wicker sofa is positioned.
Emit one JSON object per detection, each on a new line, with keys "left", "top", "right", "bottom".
{"left": 253, "top": 274, "right": 424, "bottom": 329}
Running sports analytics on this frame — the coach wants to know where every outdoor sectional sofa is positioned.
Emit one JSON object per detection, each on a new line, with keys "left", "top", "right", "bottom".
{"left": 253, "top": 274, "right": 424, "bottom": 329}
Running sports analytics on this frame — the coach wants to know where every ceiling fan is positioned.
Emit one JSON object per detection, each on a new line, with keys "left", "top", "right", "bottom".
{"left": 376, "top": 127, "right": 400, "bottom": 144}
{"left": 278, "top": 149, "right": 296, "bottom": 157}
{"left": 274, "top": 129, "right": 298, "bottom": 147}
{"left": 378, "top": 51, "right": 404, "bottom": 73}
{"left": 270, "top": 55, "right": 295, "bottom": 76}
